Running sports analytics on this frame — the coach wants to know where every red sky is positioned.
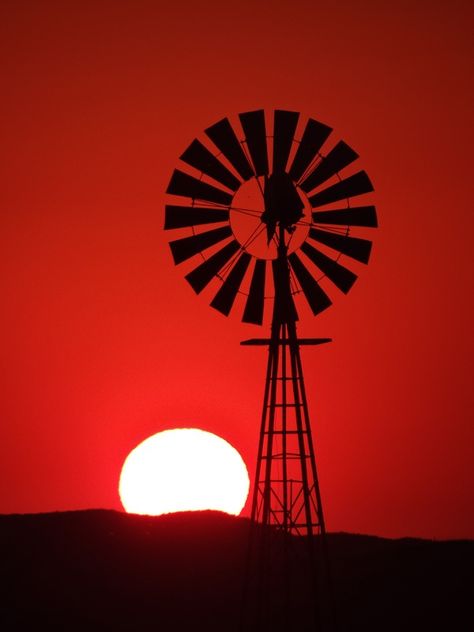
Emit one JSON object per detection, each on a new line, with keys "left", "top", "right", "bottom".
{"left": 1, "top": 0, "right": 473, "bottom": 539}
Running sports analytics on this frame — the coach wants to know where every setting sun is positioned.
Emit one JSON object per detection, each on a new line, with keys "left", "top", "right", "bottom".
{"left": 119, "top": 428, "right": 250, "bottom": 516}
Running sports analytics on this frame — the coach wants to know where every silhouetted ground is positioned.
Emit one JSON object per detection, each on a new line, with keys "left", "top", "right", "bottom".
{"left": 0, "top": 510, "right": 472, "bottom": 631}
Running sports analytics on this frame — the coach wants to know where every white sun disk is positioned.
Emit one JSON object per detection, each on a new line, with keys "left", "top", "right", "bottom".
{"left": 119, "top": 428, "right": 250, "bottom": 516}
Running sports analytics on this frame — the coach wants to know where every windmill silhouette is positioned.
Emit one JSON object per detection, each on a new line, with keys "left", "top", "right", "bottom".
{"left": 164, "top": 109, "right": 377, "bottom": 630}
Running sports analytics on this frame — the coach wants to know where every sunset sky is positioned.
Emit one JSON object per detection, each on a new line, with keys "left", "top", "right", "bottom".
{"left": 1, "top": 0, "right": 472, "bottom": 539}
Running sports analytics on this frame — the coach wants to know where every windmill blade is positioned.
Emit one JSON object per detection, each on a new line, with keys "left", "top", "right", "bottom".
{"left": 300, "top": 141, "right": 359, "bottom": 193}
{"left": 312, "top": 205, "right": 377, "bottom": 228}
{"left": 288, "top": 253, "right": 332, "bottom": 316}
{"left": 300, "top": 241, "right": 357, "bottom": 294}
{"left": 243, "top": 259, "right": 266, "bottom": 325}
{"left": 273, "top": 109, "right": 299, "bottom": 173}
{"left": 167, "top": 169, "right": 233, "bottom": 206}
{"left": 180, "top": 139, "right": 240, "bottom": 191}
{"left": 289, "top": 118, "right": 332, "bottom": 183}
{"left": 210, "top": 252, "right": 252, "bottom": 316}
{"left": 169, "top": 225, "right": 232, "bottom": 265}
{"left": 308, "top": 228, "right": 372, "bottom": 264}
{"left": 239, "top": 109, "right": 269, "bottom": 176}
{"left": 164, "top": 205, "right": 229, "bottom": 230}
{"left": 309, "top": 171, "right": 374, "bottom": 208}
{"left": 205, "top": 117, "right": 254, "bottom": 181}
{"left": 185, "top": 239, "right": 241, "bottom": 294}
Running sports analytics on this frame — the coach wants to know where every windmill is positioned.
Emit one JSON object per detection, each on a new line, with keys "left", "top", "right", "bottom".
{"left": 164, "top": 109, "right": 377, "bottom": 630}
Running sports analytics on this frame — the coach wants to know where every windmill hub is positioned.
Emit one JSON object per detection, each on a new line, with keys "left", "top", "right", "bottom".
{"left": 262, "top": 172, "right": 305, "bottom": 243}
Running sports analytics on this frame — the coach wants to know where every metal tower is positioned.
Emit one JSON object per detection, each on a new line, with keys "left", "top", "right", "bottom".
{"left": 241, "top": 229, "right": 333, "bottom": 632}
{"left": 245, "top": 227, "right": 329, "bottom": 537}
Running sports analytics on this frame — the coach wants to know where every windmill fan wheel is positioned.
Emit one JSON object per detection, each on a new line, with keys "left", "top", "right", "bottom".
{"left": 164, "top": 109, "right": 377, "bottom": 325}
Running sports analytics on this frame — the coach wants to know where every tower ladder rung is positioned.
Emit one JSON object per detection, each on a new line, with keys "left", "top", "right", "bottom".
{"left": 269, "top": 403, "right": 301, "bottom": 408}
{"left": 263, "top": 429, "right": 308, "bottom": 435}
{"left": 259, "top": 452, "right": 312, "bottom": 459}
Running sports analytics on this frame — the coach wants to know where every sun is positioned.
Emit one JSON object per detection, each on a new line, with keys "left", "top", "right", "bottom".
{"left": 119, "top": 428, "right": 250, "bottom": 516}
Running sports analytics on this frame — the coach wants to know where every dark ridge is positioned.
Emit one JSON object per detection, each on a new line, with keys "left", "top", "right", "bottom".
{"left": 0, "top": 510, "right": 472, "bottom": 631}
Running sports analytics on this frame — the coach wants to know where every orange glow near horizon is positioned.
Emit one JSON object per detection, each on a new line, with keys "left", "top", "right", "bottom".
{"left": 119, "top": 428, "right": 250, "bottom": 516}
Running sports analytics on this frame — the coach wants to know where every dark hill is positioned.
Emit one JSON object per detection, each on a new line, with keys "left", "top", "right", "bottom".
{"left": 0, "top": 510, "right": 472, "bottom": 631}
